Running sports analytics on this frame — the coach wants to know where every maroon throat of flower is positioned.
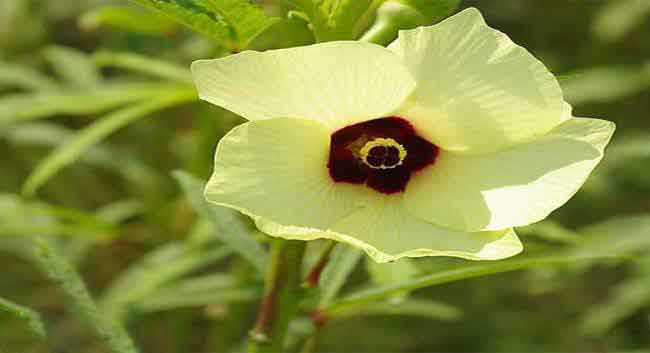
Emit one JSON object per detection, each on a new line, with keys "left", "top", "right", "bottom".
{"left": 327, "top": 117, "right": 439, "bottom": 194}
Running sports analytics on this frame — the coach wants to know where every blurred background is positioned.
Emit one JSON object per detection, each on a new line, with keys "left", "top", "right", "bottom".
{"left": 1, "top": 0, "right": 649, "bottom": 352}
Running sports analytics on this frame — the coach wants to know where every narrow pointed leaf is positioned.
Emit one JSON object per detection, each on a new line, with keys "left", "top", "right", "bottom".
{"left": 43, "top": 46, "right": 102, "bottom": 87}
{"left": 0, "top": 194, "right": 115, "bottom": 239}
{"left": 366, "top": 257, "right": 419, "bottom": 300}
{"left": 93, "top": 51, "right": 192, "bottom": 84}
{"left": 22, "top": 88, "right": 195, "bottom": 195}
{"left": 0, "top": 296, "right": 47, "bottom": 338}
{"left": 366, "top": 257, "right": 419, "bottom": 285}
{"left": 0, "top": 62, "right": 59, "bottom": 91}
{"left": 100, "top": 241, "right": 232, "bottom": 320}
{"left": 517, "top": 220, "right": 583, "bottom": 245}
{"left": 580, "top": 276, "right": 650, "bottom": 335}
{"left": 318, "top": 244, "right": 363, "bottom": 307}
{"left": 0, "top": 83, "right": 189, "bottom": 126}
{"left": 34, "top": 238, "right": 139, "bottom": 353}
{"left": 577, "top": 215, "right": 650, "bottom": 255}
{"left": 331, "top": 298, "right": 461, "bottom": 321}
{"left": 135, "top": 274, "right": 261, "bottom": 312}
{"left": 592, "top": 0, "right": 650, "bottom": 43}
{"left": 325, "top": 253, "right": 622, "bottom": 314}
{"left": 2, "top": 123, "right": 165, "bottom": 192}
{"left": 561, "top": 65, "right": 650, "bottom": 105}
{"left": 173, "top": 171, "right": 267, "bottom": 273}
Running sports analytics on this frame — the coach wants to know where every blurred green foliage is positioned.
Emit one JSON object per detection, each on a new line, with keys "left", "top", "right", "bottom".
{"left": 1, "top": 0, "right": 650, "bottom": 352}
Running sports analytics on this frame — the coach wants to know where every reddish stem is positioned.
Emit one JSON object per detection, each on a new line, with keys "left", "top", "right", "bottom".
{"left": 304, "top": 242, "right": 336, "bottom": 288}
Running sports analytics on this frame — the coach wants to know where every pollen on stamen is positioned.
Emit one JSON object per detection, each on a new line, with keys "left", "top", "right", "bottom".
{"left": 327, "top": 117, "right": 439, "bottom": 194}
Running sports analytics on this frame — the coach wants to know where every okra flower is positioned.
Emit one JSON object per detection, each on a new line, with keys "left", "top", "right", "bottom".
{"left": 191, "top": 8, "right": 614, "bottom": 263}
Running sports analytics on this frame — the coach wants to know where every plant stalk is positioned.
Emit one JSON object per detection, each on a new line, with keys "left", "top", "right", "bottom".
{"left": 249, "top": 239, "right": 306, "bottom": 353}
{"left": 304, "top": 241, "right": 336, "bottom": 288}
{"left": 359, "top": 1, "right": 425, "bottom": 45}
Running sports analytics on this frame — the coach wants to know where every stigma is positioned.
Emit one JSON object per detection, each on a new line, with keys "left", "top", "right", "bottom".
{"left": 360, "top": 138, "right": 407, "bottom": 169}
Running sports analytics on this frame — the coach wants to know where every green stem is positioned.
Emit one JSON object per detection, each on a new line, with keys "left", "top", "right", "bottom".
{"left": 249, "top": 239, "right": 306, "bottom": 353}
{"left": 299, "top": 335, "right": 317, "bottom": 353}
{"left": 359, "top": 1, "right": 424, "bottom": 45}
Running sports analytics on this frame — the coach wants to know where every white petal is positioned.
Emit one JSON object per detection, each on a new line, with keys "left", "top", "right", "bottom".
{"left": 405, "top": 117, "right": 616, "bottom": 231}
{"left": 205, "top": 118, "right": 370, "bottom": 232}
{"left": 254, "top": 197, "right": 522, "bottom": 263}
{"left": 329, "top": 197, "right": 522, "bottom": 262}
{"left": 389, "top": 8, "right": 564, "bottom": 153}
{"left": 192, "top": 41, "right": 416, "bottom": 129}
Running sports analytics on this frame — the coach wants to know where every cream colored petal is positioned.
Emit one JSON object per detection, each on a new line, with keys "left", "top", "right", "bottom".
{"left": 205, "top": 118, "right": 369, "bottom": 232}
{"left": 405, "top": 117, "right": 616, "bottom": 231}
{"left": 329, "top": 197, "right": 522, "bottom": 262}
{"left": 192, "top": 41, "right": 416, "bottom": 129}
{"left": 389, "top": 8, "right": 564, "bottom": 153}
{"left": 251, "top": 197, "right": 522, "bottom": 263}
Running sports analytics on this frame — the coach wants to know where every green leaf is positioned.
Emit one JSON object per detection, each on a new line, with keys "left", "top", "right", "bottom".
{"left": 22, "top": 87, "right": 195, "bottom": 196}
{"left": 173, "top": 170, "right": 267, "bottom": 273}
{"left": 0, "top": 82, "right": 190, "bottom": 127}
{"left": 366, "top": 257, "right": 419, "bottom": 285}
{"left": 93, "top": 51, "right": 192, "bottom": 84}
{"left": 318, "top": 244, "right": 363, "bottom": 307}
{"left": 576, "top": 215, "right": 650, "bottom": 256}
{"left": 79, "top": 5, "right": 179, "bottom": 36}
{"left": 0, "top": 194, "right": 115, "bottom": 239}
{"left": 136, "top": 287, "right": 260, "bottom": 312}
{"left": 517, "top": 220, "right": 583, "bottom": 245}
{"left": 366, "top": 257, "right": 419, "bottom": 301}
{"left": 34, "top": 238, "right": 139, "bottom": 353}
{"left": 43, "top": 46, "right": 102, "bottom": 87}
{"left": 331, "top": 298, "right": 461, "bottom": 321}
{"left": 158, "top": 272, "right": 240, "bottom": 291}
{"left": 95, "top": 199, "right": 145, "bottom": 224}
{"left": 601, "top": 134, "right": 650, "bottom": 169}
{"left": 127, "top": 0, "right": 279, "bottom": 51}
{"left": 134, "top": 273, "right": 261, "bottom": 312}
{"left": 592, "top": 0, "right": 650, "bottom": 43}
{"left": 1, "top": 122, "right": 74, "bottom": 145}
{"left": 100, "top": 240, "right": 232, "bottom": 320}
{"left": 580, "top": 276, "right": 650, "bottom": 335}
{"left": 2, "top": 123, "right": 165, "bottom": 194}
{"left": 0, "top": 62, "right": 59, "bottom": 91}
{"left": 200, "top": 0, "right": 282, "bottom": 49}
{"left": 0, "top": 296, "right": 47, "bottom": 338}
{"left": 324, "top": 253, "right": 622, "bottom": 314}
{"left": 560, "top": 65, "right": 650, "bottom": 105}
{"left": 127, "top": 0, "right": 229, "bottom": 45}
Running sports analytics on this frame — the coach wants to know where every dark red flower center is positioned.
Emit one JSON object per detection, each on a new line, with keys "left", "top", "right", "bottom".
{"left": 327, "top": 117, "right": 439, "bottom": 194}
